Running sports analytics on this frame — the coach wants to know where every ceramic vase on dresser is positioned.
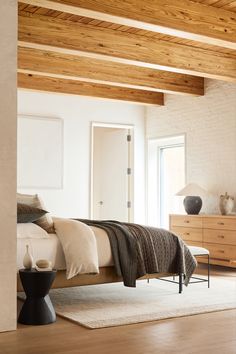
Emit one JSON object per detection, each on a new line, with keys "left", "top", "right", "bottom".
{"left": 219, "top": 192, "right": 234, "bottom": 215}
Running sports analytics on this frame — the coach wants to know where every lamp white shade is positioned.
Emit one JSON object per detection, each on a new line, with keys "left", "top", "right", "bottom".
{"left": 176, "top": 183, "right": 207, "bottom": 197}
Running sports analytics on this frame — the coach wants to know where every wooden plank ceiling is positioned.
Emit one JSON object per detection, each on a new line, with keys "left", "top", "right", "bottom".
{"left": 18, "top": 0, "right": 236, "bottom": 106}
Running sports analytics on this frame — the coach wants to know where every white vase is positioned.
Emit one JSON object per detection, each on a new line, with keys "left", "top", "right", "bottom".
{"left": 219, "top": 192, "right": 234, "bottom": 215}
{"left": 23, "top": 244, "right": 34, "bottom": 269}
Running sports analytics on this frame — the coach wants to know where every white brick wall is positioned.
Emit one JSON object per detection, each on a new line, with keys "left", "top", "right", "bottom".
{"left": 146, "top": 79, "right": 236, "bottom": 214}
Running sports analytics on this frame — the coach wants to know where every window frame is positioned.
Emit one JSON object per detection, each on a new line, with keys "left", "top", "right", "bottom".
{"left": 159, "top": 143, "right": 185, "bottom": 228}
{"left": 147, "top": 134, "right": 186, "bottom": 227}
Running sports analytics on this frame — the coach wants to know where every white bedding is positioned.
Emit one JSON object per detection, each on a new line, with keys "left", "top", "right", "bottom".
{"left": 17, "top": 225, "right": 113, "bottom": 271}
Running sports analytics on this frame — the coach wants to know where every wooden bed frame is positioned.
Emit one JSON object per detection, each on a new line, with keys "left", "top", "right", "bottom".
{"left": 17, "top": 267, "right": 182, "bottom": 292}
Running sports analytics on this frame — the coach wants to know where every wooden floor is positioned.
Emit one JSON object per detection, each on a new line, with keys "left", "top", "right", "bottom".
{"left": 0, "top": 265, "right": 235, "bottom": 354}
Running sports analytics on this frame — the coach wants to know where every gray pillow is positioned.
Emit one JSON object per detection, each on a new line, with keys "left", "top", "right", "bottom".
{"left": 17, "top": 203, "right": 48, "bottom": 223}
{"left": 17, "top": 193, "right": 55, "bottom": 233}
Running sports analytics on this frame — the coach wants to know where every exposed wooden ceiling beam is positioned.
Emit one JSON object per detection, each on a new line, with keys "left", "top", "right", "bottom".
{"left": 18, "top": 13, "right": 236, "bottom": 82}
{"left": 19, "top": 0, "right": 236, "bottom": 50}
{"left": 18, "top": 72, "right": 164, "bottom": 105}
{"left": 18, "top": 46, "right": 204, "bottom": 96}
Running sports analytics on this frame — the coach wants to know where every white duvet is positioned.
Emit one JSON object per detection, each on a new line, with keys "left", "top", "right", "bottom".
{"left": 53, "top": 218, "right": 99, "bottom": 279}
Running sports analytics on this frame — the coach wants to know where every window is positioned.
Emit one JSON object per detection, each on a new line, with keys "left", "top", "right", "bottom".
{"left": 159, "top": 144, "right": 185, "bottom": 228}
{"left": 147, "top": 135, "right": 185, "bottom": 229}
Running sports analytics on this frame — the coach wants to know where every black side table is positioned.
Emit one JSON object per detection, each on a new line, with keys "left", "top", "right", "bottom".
{"left": 18, "top": 269, "right": 57, "bottom": 325}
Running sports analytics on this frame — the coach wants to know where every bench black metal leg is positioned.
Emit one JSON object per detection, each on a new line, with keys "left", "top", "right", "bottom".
{"left": 179, "top": 273, "right": 183, "bottom": 294}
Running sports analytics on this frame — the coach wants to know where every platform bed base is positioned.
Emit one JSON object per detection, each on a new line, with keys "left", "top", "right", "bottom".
{"left": 17, "top": 267, "right": 183, "bottom": 293}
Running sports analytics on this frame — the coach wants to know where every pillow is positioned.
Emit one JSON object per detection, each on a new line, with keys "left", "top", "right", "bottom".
{"left": 17, "top": 193, "right": 55, "bottom": 233}
{"left": 17, "top": 223, "right": 49, "bottom": 239}
{"left": 17, "top": 203, "right": 48, "bottom": 223}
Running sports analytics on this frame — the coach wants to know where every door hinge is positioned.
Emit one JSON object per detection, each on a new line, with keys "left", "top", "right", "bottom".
{"left": 127, "top": 134, "right": 131, "bottom": 142}
{"left": 127, "top": 201, "right": 131, "bottom": 209}
{"left": 127, "top": 167, "right": 132, "bottom": 175}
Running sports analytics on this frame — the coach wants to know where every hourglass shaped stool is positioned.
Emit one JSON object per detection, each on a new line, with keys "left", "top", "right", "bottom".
{"left": 18, "top": 269, "right": 57, "bottom": 325}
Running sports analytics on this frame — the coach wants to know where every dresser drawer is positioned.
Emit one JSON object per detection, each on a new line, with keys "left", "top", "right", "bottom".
{"left": 203, "top": 243, "right": 236, "bottom": 260}
{"left": 203, "top": 229, "right": 236, "bottom": 246}
{"left": 171, "top": 226, "right": 203, "bottom": 242}
{"left": 170, "top": 215, "right": 202, "bottom": 228}
{"left": 186, "top": 241, "right": 203, "bottom": 247}
{"left": 203, "top": 217, "right": 236, "bottom": 231}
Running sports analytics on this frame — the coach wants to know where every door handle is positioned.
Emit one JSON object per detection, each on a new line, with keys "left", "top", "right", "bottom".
{"left": 99, "top": 201, "right": 103, "bottom": 205}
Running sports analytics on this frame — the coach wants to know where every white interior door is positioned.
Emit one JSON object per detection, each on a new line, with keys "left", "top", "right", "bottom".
{"left": 92, "top": 125, "right": 133, "bottom": 222}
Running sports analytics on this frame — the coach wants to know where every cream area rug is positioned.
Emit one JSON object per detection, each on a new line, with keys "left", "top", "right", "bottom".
{"left": 46, "top": 277, "right": 236, "bottom": 329}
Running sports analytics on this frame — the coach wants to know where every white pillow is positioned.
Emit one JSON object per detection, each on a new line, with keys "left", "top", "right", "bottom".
{"left": 17, "top": 223, "right": 49, "bottom": 239}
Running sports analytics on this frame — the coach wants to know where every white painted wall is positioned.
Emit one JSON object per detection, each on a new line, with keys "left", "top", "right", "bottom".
{"left": 0, "top": 0, "right": 17, "bottom": 332}
{"left": 146, "top": 79, "right": 236, "bottom": 214}
{"left": 18, "top": 91, "right": 146, "bottom": 223}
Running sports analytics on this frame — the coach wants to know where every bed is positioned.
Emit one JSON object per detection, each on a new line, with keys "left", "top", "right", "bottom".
{"left": 17, "top": 225, "right": 117, "bottom": 291}
{"left": 17, "top": 218, "right": 196, "bottom": 293}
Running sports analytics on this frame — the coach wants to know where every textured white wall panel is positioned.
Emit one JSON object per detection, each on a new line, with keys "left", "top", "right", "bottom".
{"left": 146, "top": 79, "right": 236, "bottom": 214}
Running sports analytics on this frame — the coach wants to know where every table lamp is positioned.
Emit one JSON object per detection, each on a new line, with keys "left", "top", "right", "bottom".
{"left": 176, "top": 183, "right": 207, "bottom": 215}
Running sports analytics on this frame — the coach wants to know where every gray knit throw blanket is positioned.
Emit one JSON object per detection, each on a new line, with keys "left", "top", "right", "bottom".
{"left": 77, "top": 219, "right": 197, "bottom": 287}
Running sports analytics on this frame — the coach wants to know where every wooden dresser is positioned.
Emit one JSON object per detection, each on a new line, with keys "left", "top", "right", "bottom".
{"left": 169, "top": 214, "right": 236, "bottom": 268}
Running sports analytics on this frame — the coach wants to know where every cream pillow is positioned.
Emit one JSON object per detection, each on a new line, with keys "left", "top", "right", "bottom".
{"left": 17, "top": 223, "right": 49, "bottom": 239}
{"left": 53, "top": 217, "right": 99, "bottom": 279}
{"left": 17, "top": 193, "right": 55, "bottom": 233}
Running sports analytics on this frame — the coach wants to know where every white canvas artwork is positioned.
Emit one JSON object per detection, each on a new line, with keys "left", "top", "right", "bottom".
{"left": 17, "top": 115, "right": 63, "bottom": 189}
